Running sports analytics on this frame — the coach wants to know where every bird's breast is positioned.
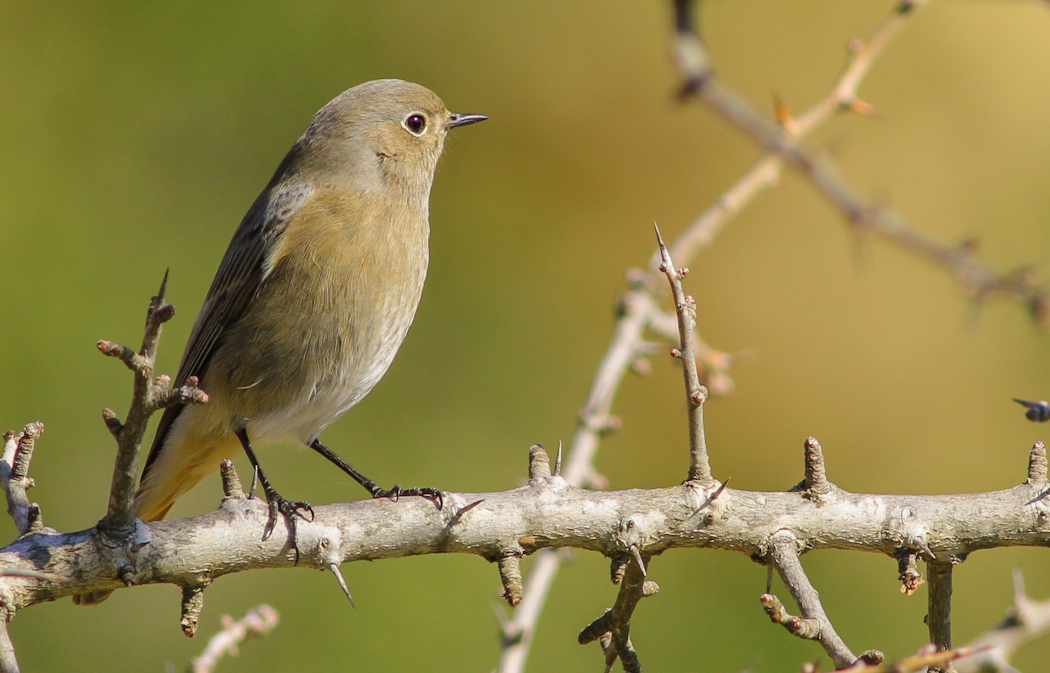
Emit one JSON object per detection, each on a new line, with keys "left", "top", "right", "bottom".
{"left": 206, "top": 187, "right": 430, "bottom": 442}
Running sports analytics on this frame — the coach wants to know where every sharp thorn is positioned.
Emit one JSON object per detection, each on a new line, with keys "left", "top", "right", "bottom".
{"left": 629, "top": 544, "right": 647, "bottom": 577}
{"left": 329, "top": 562, "right": 355, "bottom": 608}
{"left": 555, "top": 441, "right": 563, "bottom": 477}
{"left": 653, "top": 221, "right": 666, "bottom": 247}
{"left": 158, "top": 268, "right": 170, "bottom": 302}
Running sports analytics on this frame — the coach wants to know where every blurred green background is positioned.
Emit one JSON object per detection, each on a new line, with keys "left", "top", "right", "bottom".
{"left": 1, "top": 1, "right": 1049, "bottom": 670}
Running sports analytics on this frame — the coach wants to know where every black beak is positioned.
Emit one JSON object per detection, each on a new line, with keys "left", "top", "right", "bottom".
{"left": 447, "top": 113, "right": 488, "bottom": 129}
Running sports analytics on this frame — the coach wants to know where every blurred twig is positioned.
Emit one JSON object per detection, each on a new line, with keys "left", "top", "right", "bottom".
{"left": 954, "top": 569, "right": 1050, "bottom": 673}
{"left": 187, "top": 604, "right": 279, "bottom": 673}
{"left": 672, "top": 0, "right": 1049, "bottom": 325}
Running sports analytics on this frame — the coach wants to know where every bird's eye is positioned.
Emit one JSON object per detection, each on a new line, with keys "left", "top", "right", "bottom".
{"left": 403, "top": 113, "right": 427, "bottom": 136}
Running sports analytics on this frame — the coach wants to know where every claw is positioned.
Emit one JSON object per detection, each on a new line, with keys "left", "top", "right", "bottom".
{"left": 373, "top": 484, "right": 443, "bottom": 510}
{"left": 260, "top": 493, "right": 314, "bottom": 565}
{"left": 262, "top": 500, "right": 281, "bottom": 541}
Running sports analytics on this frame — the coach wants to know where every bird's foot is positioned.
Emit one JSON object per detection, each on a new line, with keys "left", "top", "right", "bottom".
{"left": 370, "top": 484, "right": 443, "bottom": 510}
{"left": 260, "top": 491, "right": 314, "bottom": 563}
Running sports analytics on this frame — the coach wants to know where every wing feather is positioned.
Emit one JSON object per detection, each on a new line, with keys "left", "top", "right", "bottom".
{"left": 141, "top": 160, "right": 313, "bottom": 480}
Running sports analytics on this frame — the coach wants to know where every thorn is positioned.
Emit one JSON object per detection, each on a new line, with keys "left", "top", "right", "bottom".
{"left": 158, "top": 268, "right": 170, "bottom": 302}
{"left": 328, "top": 562, "right": 355, "bottom": 608}
{"left": 689, "top": 477, "right": 729, "bottom": 518}
{"left": 846, "top": 98, "right": 877, "bottom": 118}
{"left": 773, "top": 91, "right": 795, "bottom": 131}
{"left": 653, "top": 221, "right": 666, "bottom": 248}
{"left": 490, "top": 598, "right": 514, "bottom": 638}
{"left": 555, "top": 441, "right": 563, "bottom": 477}
{"left": 959, "top": 237, "right": 980, "bottom": 255}
{"left": 444, "top": 499, "right": 485, "bottom": 530}
{"left": 629, "top": 545, "right": 647, "bottom": 577}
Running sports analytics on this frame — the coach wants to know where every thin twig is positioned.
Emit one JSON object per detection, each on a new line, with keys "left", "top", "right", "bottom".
{"left": 664, "top": 0, "right": 929, "bottom": 272}
{"left": 577, "top": 559, "right": 657, "bottom": 673}
{"left": 654, "top": 225, "right": 712, "bottom": 483}
{"left": 99, "top": 271, "right": 176, "bottom": 537}
{"left": 769, "top": 532, "right": 856, "bottom": 668}
{"left": 673, "top": 0, "right": 1048, "bottom": 326}
{"left": 187, "top": 604, "right": 279, "bottom": 673}
{"left": 954, "top": 570, "right": 1050, "bottom": 673}
{"left": 0, "top": 423, "right": 44, "bottom": 536}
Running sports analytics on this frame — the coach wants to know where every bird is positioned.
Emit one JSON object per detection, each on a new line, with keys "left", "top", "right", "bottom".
{"left": 74, "top": 79, "right": 485, "bottom": 605}
{"left": 1014, "top": 398, "right": 1050, "bottom": 423}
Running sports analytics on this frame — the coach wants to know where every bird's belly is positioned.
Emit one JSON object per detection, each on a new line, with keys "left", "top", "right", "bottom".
{"left": 251, "top": 320, "right": 409, "bottom": 442}
{"left": 202, "top": 267, "right": 424, "bottom": 444}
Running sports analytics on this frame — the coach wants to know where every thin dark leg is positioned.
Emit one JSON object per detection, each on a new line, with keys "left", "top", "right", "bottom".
{"left": 309, "top": 438, "right": 443, "bottom": 509}
{"left": 235, "top": 428, "right": 314, "bottom": 558}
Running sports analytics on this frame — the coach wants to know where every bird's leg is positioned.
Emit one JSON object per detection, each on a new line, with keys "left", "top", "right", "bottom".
{"left": 309, "top": 438, "right": 443, "bottom": 509}
{"left": 235, "top": 428, "right": 314, "bottom": 556}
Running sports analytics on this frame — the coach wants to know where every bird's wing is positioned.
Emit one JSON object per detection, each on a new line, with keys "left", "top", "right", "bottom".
{"left": 141, "top": 175, "right": 313, "bottom": 480}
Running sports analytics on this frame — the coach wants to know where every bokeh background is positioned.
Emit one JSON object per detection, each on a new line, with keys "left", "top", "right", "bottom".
{"left": 1, "top": 1, "right": 1049, "bottom": 670}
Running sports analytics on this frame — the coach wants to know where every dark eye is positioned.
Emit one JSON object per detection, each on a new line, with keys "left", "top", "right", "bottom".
{"left": 404, "top": 113, "right": 427, "bottom": 135}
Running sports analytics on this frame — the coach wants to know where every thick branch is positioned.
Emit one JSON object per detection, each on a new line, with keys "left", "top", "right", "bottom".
{"left": 3, "top": 465, "right": 1050, "bottom": 615}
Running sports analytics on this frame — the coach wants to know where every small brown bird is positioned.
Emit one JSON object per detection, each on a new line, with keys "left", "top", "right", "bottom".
{"left": 74, "top": 79, "right": 484, "bottom": 605}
